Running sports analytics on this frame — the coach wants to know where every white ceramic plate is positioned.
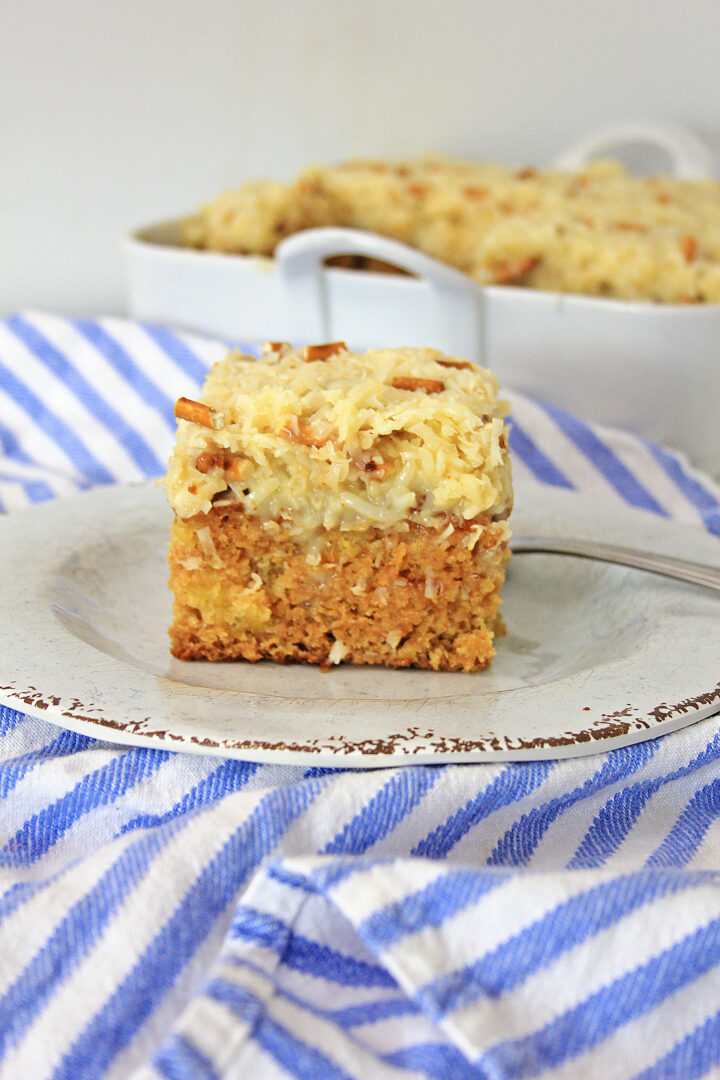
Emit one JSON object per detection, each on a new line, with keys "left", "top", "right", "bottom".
{"left": 1, "top": 481, "right": 719, "bottom": 765}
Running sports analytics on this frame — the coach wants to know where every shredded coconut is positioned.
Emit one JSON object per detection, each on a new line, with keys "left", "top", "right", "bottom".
{"left": 328, "top": 640, "right": 349, "bottom": 665}
{"left": 463, "top": 524, "right": 486, "bottom": 551}
{"left": 196, "top": 526, "right": 224, "bottom": 568}
{"left": 165, "top": 345, "right": 512, "bottom": 538}
{"left": 240, "top": 572, "right": 263, "bottom": 594}
{"left": 178, "top": 555, "right": 203, "bottom": 571}
{"left": 437, "top": 521, "right": 455, "bottom": 543}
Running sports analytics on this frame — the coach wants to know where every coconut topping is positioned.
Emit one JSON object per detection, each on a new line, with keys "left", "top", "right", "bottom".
{"left": 165, "top": 343, "right": 513, "bottom": 539}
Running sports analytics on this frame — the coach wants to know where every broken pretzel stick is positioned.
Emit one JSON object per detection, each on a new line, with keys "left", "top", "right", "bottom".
{"left": 303, "top": 342, "right": 347, "bottom": 362}
{"left": 195, "top": 450, "right": 252, "bottom": 482}
{"left": 391, "top": 376, "right": 445, "bottom": 394}
{"left": 615, "top": 221, "right": 649, "bottom": 233}
{"left": 195, "top": 449, "right": 228, "bottom": 474}
{"left": 490, "top": 254, "right": 539, "bottom": 286}
{"left": 175, "top": 397, "right": 225, "bottom": 429}
{"left": 463, "top": 185, "right": 488, "bottom": 200}
{"left": 436, "top": 358, "right": 473, "bottom": 371}
{"left": 261, "top": 341, "right": 291, "bottom": 355}
{"left": 681, "top": 235, "right": 698, "bottom": 262}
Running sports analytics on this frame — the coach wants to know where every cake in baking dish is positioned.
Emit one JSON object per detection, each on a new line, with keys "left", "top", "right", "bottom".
{"left": 182, "top": 155, "right": 720, "bottom": 304}
{"left": 165, "top": 342, "right": 513, "bottom": 671}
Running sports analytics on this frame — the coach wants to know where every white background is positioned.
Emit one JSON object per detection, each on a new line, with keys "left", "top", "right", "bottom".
{"left": 3, "top": 0, "right": 720, "bottom": 316}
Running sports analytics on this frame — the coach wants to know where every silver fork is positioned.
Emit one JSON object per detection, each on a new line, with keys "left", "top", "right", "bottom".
{"left": 510, "top": 536, "right": 720, "bottom": 592}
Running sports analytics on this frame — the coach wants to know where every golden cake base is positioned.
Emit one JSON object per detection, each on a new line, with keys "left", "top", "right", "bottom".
{"left": 168, "top": 506, "right": 509, "bottom": 672}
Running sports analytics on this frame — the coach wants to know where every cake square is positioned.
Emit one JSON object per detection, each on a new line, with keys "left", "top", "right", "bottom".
{"left": 165, "top": 342, "right": 513, "bottom": 671}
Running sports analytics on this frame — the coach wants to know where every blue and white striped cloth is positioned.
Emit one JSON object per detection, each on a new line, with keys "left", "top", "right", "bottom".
{"left": 1, "top": 310, "right": 720, "bottom": 1080}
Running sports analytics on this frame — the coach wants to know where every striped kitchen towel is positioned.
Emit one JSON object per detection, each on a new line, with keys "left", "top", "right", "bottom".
{"left": 0, "top": 310, "right": 719, "bottom": 1079}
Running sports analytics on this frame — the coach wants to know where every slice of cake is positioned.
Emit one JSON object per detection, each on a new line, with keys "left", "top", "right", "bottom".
{"left": 165, "top": 343, "right": 513, "bottom": 671}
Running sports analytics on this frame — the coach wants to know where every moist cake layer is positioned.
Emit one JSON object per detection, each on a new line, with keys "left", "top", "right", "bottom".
{"left": 169, "top": 506, "right": 509, "bottom": 671}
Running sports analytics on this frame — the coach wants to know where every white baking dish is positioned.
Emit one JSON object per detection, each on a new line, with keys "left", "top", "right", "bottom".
{"left": 124, "top": 122, "right": 720, "bottom": 475}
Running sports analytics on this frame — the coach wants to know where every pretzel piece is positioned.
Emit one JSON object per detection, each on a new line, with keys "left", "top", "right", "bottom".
{"left": 391, "top": 376, "right": 445, "bottom": 394}
{"left": 436, "top": 358, "right": 473, "bottom": 371}
{"left": 195, "top": 450, "right": 228, "bottom": 474}
{"left": 175, "top": 397, "right": 225, "bottom": 429}
{"left": 681, "top": 235, "right": 697, "bottom": 262}
{"left": 303, "top": 342, "right": 347, "bottom": 362}
{"left": 261, "top": 341, "right": 291, "bottom": 355}
{"left": 490, "top": 255, "right": 539, "bottom": 286}
{"left": 195, "top": 450, "right": 252, "bottom": 480}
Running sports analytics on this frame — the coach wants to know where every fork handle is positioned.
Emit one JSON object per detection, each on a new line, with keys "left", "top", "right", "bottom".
{"left": 510, "top": 536, "right": 720, "bottom": 592}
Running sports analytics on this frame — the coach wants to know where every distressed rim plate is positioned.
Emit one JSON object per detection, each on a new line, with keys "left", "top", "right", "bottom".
{"left": 1, "top": 480, "right": 718, "bottom": 766}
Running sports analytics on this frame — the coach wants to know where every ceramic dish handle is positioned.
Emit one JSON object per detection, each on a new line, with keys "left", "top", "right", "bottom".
{"left": 553, "top": 119, "right": 717, "bottom": 178}
{"left": 275, "top": 227, "right": 482, "bottom": 362}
